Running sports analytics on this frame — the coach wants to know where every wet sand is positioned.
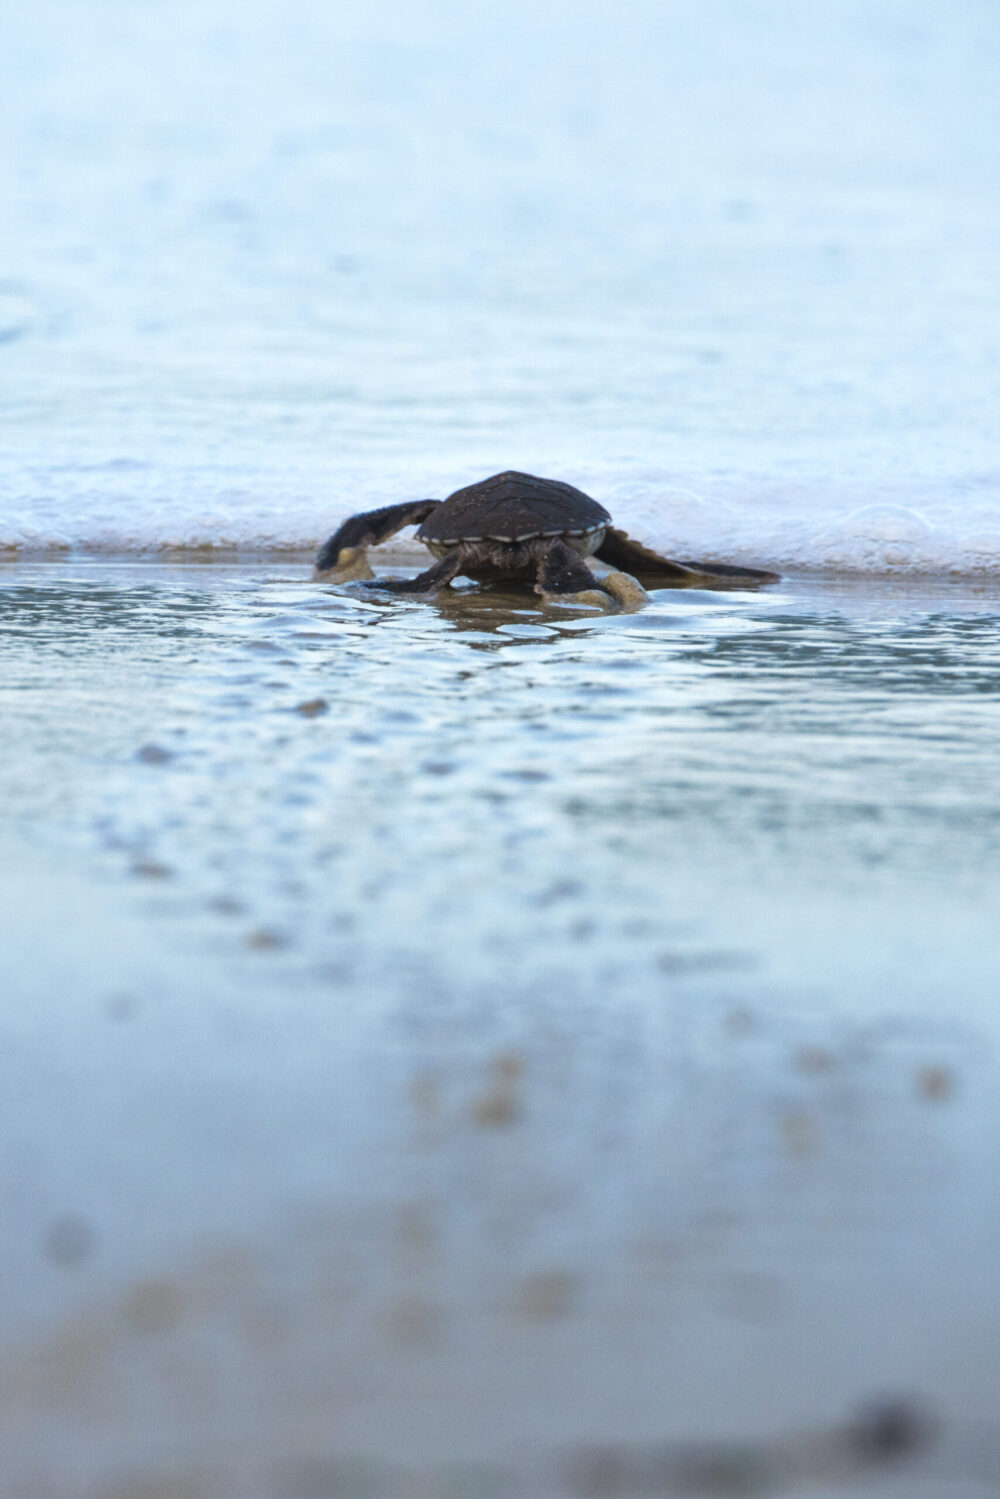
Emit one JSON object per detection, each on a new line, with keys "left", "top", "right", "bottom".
{"left": 1, "top": 562, "right": 999, "bottom": 1496}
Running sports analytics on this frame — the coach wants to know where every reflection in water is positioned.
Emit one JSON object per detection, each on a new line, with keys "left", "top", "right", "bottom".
{"left": 1, "top": 564, "right": 999, "bottom": 1494}
{"left": 0, "top": 580, "right": 220, "bottom": 641}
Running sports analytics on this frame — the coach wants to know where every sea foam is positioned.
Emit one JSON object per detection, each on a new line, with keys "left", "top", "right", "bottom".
{"left": 1, "top": 0, "right": 998, "bottom": 574}
{"left": 3, "top": 464, "right": 998, "bottom": 576}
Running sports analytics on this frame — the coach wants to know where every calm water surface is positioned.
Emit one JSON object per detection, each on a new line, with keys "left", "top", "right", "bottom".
{"left": 1, "top": 563, "right": 999, "bottom": 1495}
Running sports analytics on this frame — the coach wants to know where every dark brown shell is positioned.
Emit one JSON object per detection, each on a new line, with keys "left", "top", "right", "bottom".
{"left": 417, "top": 471, "right": 611, "bottom": 546}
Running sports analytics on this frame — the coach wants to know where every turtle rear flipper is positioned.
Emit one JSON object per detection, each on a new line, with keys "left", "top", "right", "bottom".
{"left": 594, "top": 527, "right": 780, "bottom": 588}
{"left": 677, "top": 558, "right": 782, "bottom": 585}
{"left": 535, "top": 537, "right": 602, "bottom": 595}
{"left": 315, "top": 499, "right": 440, "bottom": 577}
{"left": 535, "top": 538, "right": 646, "bottom": 612}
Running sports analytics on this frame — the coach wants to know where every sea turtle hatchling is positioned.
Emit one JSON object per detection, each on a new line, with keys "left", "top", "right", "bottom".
{"left": 314, "top": 470, "right": 779, "bottom": 607}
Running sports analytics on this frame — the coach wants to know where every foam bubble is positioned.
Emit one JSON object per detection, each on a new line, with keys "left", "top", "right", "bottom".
{"left": 809, "top": 505, "right": 946, "bottom": 574}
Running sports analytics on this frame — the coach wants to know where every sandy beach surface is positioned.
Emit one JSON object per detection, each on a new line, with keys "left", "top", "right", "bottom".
{"left": 1, "top": 561, "right": 999, "bottom": 1496}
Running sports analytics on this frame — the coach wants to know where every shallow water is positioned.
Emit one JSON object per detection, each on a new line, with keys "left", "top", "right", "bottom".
{"left": 1, "top": 563, "right": 999, "bottom": 1495}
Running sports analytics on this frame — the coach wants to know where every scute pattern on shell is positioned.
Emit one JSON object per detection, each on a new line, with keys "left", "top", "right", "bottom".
{"left": 417, "top": 471, "right": 611, "bottom": 546}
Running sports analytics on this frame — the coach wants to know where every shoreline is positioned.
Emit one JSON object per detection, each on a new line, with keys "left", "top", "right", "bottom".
{"left": 3, "top": 550, "right": 1000, "bottom": 591}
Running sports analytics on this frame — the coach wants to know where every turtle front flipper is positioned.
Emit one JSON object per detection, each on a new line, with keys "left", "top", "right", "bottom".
{"left": 363, "top": 551, "right": 465, "bottom": 595}
{"left": 535, "top": 538, "right": 647, "bottom": 612}
{"left": 314, "top": 499, "right": 440, "bottom": 579}
{"left": 594, "top": 528, "right": 780, "bottom": 588}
